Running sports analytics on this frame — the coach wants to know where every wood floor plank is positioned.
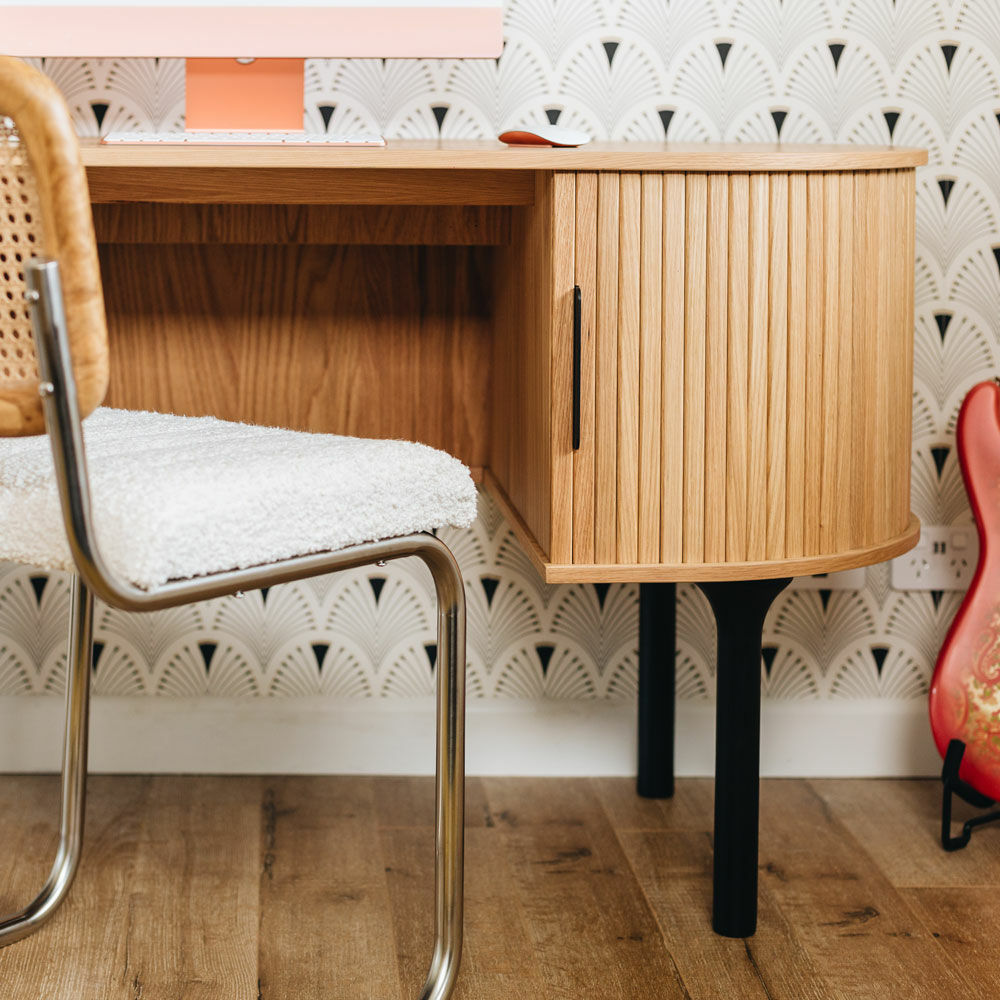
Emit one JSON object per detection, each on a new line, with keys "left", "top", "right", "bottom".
{"left": 257, "top": 776, "right": 403, "bottom": 1000}
{"left": 902, "top": 887, "right": 1000, "bottom": 995}
{"left": 372, "top": 774, "right": 490, "bottom": 830}
{"left": 480, "top": 778, "right": 689, "bottom": 999}
{"left": 758, "top": 779, "right": 969, "bottom": 999}
{"left": 615, "top": 827, "right": 828, "bottom": 1000}
{"left": 592, "top": 776, "right": 715, "bottom": 831}
{"left": 1, "top": 776, "right": 1000, "bottom": 999}
{"left": 123, "top": 775, "right": 262, "bottom": 1000}
{"left": 0, "top": 775, "right": 143, "bottom": 1000}
{"left": 382, "top": 824, "right": 546, "bottom": 1000}
{"left": 811, "top": 777, "right": 1000, "bottom": 887}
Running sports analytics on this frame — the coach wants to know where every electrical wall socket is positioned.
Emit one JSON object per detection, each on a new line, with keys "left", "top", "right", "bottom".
{"left": 791, "top": 568, "right": 867, "bottom": 591}
{"left": 890, "top": 524, "right": 979, "bottom": 591}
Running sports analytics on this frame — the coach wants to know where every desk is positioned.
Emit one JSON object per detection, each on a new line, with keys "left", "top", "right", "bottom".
{"left": 81, "top": 139, "right": 926, "bottom": 935}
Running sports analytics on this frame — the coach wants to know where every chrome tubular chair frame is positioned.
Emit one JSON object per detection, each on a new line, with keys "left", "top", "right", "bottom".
{"left": 0, "top": 258, "right": 466, "bottom": 1000}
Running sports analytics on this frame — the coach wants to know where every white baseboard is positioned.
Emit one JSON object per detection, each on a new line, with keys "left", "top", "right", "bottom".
{"left": 0, "top": 696, "right": 941, "bottom": 778}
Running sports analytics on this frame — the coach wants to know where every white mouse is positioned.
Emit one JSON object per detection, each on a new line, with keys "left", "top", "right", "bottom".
{"left": 498, "top": 124, "right": 591, "bottom": 147}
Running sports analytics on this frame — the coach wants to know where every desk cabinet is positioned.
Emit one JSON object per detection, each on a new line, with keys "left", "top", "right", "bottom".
{"left": 491, "top": 166, "right": 919, "bottom": 584}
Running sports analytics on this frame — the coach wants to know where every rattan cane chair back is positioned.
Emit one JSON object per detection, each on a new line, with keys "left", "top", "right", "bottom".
{"left": 0, "top": 56, "right": 107, "bottom": 436}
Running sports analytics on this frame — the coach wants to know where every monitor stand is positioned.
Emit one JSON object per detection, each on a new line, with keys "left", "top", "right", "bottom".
{"left": 185, "top": 58, "right": 305, "bottom": 131}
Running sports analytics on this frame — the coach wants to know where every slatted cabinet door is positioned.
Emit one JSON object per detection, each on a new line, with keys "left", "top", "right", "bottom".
{"left": 491, "top": 166, "right": 919, "bottom": 584}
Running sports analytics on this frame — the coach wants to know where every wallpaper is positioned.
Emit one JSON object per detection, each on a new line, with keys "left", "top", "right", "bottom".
{"left": 5, "top": 0, "right": 997, "bottom": 705}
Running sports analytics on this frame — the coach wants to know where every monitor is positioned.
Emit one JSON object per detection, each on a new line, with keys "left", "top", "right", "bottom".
{"left": 0, "top": 0, "right": 504, "bottom": 130}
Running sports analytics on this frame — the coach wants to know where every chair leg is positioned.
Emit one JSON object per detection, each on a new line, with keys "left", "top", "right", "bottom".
{"left": 414, "top": 538, "right": 467, "bottom": 1000}
{"left": 0, "top": 575, "right": 93, "bottom": 947}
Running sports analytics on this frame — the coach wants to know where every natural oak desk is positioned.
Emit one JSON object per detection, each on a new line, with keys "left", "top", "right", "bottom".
{"left": 80, "top": 139, "right": 926, "bottom": 937}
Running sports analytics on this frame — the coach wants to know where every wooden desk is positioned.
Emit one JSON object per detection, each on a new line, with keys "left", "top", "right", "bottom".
{"left": 81, "top": 138, "right": 927, "bottom": 935}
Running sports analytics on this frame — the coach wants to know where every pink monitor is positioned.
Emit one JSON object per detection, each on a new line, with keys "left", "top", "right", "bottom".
{"left": 0, "top": 1, "right": 504, "bottom": 129}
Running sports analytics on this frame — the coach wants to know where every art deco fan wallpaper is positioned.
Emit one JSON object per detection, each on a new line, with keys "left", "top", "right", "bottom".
{"left": 4, "top": 0, "right": 997, "bottom": 724}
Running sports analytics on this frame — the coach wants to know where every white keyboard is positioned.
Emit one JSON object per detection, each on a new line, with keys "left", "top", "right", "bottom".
{"left": 102, "top": 130, "right": 385, "bottom": 146}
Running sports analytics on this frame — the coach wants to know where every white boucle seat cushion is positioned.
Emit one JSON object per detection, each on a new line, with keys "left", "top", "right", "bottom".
{"left": 0, "top": 408, "right": 477, "bottom": 589}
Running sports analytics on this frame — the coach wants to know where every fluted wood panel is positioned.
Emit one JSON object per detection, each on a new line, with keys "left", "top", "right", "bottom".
{"left": 540, "top": 167, "right": 917, "bottom": 582}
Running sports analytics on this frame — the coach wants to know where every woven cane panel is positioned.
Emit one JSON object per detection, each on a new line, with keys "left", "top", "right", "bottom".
{"left": 0, "top": 117, "right": 40, "bottom": 386}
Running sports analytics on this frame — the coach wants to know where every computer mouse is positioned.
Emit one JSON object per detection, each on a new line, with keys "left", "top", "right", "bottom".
{"left": 498, "top": 124, "right": 591, "bottom": 147}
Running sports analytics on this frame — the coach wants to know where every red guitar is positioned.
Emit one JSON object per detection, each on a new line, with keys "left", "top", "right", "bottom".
{"left": 930, "top": 379, "right": 1000, "bottom": 847}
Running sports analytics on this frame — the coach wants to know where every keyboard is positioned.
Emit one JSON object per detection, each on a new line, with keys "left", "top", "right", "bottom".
{"left": 102, "top": 131, "right": 386, "bottom": 146}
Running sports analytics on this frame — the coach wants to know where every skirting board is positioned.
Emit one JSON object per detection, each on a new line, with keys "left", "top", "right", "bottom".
{"left": 0, "top": 696, "right": 941, "bottom": 778}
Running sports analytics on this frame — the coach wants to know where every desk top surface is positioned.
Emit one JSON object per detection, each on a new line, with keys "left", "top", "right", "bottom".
{"left": 79, "top": 139, "right": 927, "bottom": 172}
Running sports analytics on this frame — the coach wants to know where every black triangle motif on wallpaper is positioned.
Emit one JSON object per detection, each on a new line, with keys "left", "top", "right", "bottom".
{"left": 199, "top": 642, "right": 217, "bottom": 674}
{"left": 90, "top": 100, "right": 109, "bottom": 129}
{"left": 480, "top": 576, "right": 500, "bottom": 607}
{"left": 312, "top": 642, "right": 329, "bottom": 673}
{"left": 29, "top": 575, "right": 47, "bottom": 604}
{"left": 536, "top": 643, "right": 555, "bottom": 676}
{"left": 934, "top": 312, "right": 952, "bottom": 341}
{"left": 871, "top": 645, "right": 889, "bottom": 676}
{"left": 424, "top": 643, "right": 438, "bottom": 671}
{"left": 369, "top": 576, "right": 387, "bottom": 603}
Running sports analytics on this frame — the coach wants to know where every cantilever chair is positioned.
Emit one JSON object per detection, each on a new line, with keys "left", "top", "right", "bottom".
{"left": 0, "top": 55, "right": 471, "bottom": 1000}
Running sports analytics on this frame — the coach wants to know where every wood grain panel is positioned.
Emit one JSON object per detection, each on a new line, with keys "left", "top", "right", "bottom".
{"left": 725, "top": 175, "right": 748, "bottom": 563}
{"left": 785, "top": 173, "right": 808, "bottom": 558}
{"left": 573, "top": 174, "right": 598, "bottom": 564}
{"left": 683, "top": 174, "right": 708, "bottom": 564}
{"left": 766, "top": 173, "right": 788, "bottom": 561}
{"left": 834, "top": 172, "right": 855, "bottom": 554}
{"left": 900, "top": 168, "right": 917, "bottom": 534}
{"left": 804, "top": 173, "right": 825, "bottom": 556}
{"left": 704, "top": 173, "right": 729, "bottom": 563}
{"left": 660, "top": 175, "right": 685, "bottom": 564}
{"left": 93, "top": 203, "right": 511, "bottom": 245}
{"left": 854, "top": 171, "right": 878, "bottom": 548}
{"left": 549, "top": 173, "right": 577, "bottom": 564}
{"left": 819, "top": 173, "right": 841, "bottom": 553}
{"left": 617, "top": 173, "right": 641, "bottom": 564}
{"left": 874, "top": 169, "right": 893, "bottom": 542}
{"left": 594, "top": 173, "right": 620, "bottom": 564}
{"left": 639, "top": 173, "right": 663, "bottom": 563}
{"left": 88, "top": 167, "right": 536, "bottom": 205}
{"left": 104, "top": 243, "right": 493, "bottom": 462}
{"left": 747, "top": 174, "right": 770, "bottom": 562}
{"left": 525, "top": 165, "right": 917, "bottom": 581}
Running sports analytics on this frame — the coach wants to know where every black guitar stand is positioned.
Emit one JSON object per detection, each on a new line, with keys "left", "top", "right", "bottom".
{"left": 941, "top": 738, "right": 1000, "bottom": 851}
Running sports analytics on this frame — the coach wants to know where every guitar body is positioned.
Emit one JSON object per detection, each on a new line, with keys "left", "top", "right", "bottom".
{"left": 930, "top": 380, "right": 1000, "bottom": 800}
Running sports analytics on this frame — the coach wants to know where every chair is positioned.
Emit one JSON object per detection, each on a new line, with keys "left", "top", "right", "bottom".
{"left": 0, "top": 55, "right": 472, "bottom": 1000}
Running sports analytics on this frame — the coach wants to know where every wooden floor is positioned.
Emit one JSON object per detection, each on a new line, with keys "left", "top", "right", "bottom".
{"left": 0, "top": 776, "right": 997, "bottom": 999}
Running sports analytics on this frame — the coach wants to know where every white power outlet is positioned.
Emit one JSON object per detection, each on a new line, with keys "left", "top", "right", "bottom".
{"left": 890, "top": 524, "right": 979, "bottom": 591}
{"left": 791, "top": 567, "right": 867, "bottom": 591}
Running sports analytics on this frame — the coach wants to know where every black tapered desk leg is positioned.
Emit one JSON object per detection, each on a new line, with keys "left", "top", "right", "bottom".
{"left": 637, "top": 582, "right": 676, "bottom": 799}
{"left": 697, "top": 577, "right": 791, "bottom": 938}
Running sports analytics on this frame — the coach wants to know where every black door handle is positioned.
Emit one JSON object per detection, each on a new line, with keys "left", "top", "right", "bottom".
{"left": 572, "top": 284, "right": 581, "bottom": 451}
